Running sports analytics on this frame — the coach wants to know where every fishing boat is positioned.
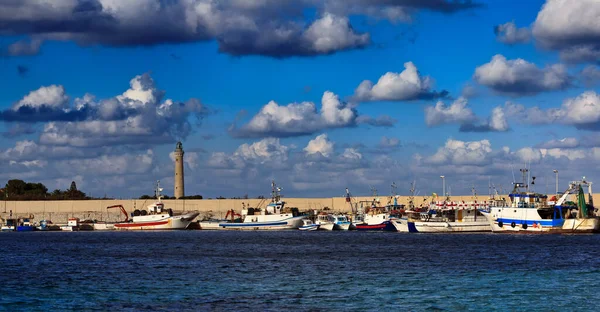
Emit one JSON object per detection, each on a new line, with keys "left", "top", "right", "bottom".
{"left": 16, "top": 218, "right": 36, "bottom": 231}
{"left": 1, "top": 218, "right": 17, "bottom": 231}
{"left": 198, "top": 209, "right": 242, "bottom": 230}
{"left": 218, "top": 181, "right": 305, "bottom": 230}
{"left": 405, "top": 202, "right": 490, "bottom": 233}
{"left": 315, "top": 212, "right": 335, "bottom": 231}
{"left": 37, "top": 220, "right": 61, "bottom": 231}
{"left": 299, "top": 219, "right": 320, "bottom": 231}
{"left": 481, "top": 172, "right": 600, "bottom": 233}
{"left": 331, "top": 214, "right": 351, "bottom": 231}
{"left": 112, "top": 181, "right": 199, "bottom": 230}
{"left": 350, "top": 187, "right": 397, "bottom": 231}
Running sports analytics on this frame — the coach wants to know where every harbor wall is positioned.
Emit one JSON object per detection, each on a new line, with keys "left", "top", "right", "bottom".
{"left": 1, "top": 194, "right": 596, "bottom": 224}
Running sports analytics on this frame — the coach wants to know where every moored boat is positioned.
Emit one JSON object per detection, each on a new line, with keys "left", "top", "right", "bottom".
{"left": 331, "top": 213, "right": 351, "bottom": 231}
{"left": 315, "top": 212, "right": 335, "bottom": 231}
{"left": 113, "top": 181, "right": 199, "bottom": 230}
{"left": 299, "top": 219, "right": 320, "bottom": 231}
{"left": 16, "top": 218, "right": 36, "bottom": 231}
{"left": 481, "top": 174, "right": 600, "bottom": 233}
{"left": 218, "top": 181, "right": 304, "bottom": 230}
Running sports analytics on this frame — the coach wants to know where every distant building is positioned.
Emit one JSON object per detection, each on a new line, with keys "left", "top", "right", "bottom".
{"left": 174, "top": 141, "right": 185, "bottom": 199}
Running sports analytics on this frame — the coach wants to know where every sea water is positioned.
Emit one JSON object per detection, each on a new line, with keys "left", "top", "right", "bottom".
{"left": 0, "top": 231, "right": 599, "bottom": 311}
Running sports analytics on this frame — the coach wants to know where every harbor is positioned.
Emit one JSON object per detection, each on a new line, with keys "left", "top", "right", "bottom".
{"left": 2, "top": 171, "right": 599, "bottom": 234}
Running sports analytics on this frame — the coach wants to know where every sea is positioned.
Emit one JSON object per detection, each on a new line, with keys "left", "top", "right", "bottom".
{"left": 1, "top": 231, "right": 599, "bottom": 311}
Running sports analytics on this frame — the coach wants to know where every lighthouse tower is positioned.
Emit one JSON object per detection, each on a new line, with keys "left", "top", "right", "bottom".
{"left": 174, "top": 141, "right": 185, "bottom": 199}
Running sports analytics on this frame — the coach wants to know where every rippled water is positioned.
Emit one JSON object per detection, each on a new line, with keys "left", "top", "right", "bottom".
{"left": 1, "top": 231, "right": 599, "bottom": 311}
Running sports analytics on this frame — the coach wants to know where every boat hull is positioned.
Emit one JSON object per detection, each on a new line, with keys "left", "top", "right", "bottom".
{"left": 355, "top": 221, "right": 396, "bottom": 231}
{"left": 218, "top": 216, "right": 305, "bottom": 230}
{"left": 481, "top": 211, "right": 600, "bottom": 233}
{"left": 299, "top": 224, "right": 320, "bottom": 231}
{"left": 408, "top": 220, "right": 490, "bottom": 233}
{"left": 114, "top": 212, "right": 199, "bottom": 230}
{"left": 317, "top": 223, "right": 335, "bottom": 231}
{"left": 333, "top": 223, "right": 351, "bottom": 231}
{"left": 391, "top": 219, "right": 409, "bottom": 232}
{"left": 16, "top": 226, "right": 36, "bottom": 231}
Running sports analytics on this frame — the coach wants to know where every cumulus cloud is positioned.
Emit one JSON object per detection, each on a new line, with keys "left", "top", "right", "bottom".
{"left": 536, "top": 137, "right": 580, "bottom": 149}
{"left": 494, "top": 21, "right": 531, "bottom": 45}
{"left": 304, "top": 134, "right": 334, "bottom": 157}
{"left": 424, "top": 97, "right": 509, "bottom": 132}
{"left": 473, "top": 54, "right": 572, "bottom": 96}
{"left": 232, "top": 91, "right": 356, "bottom": 138}
{"left": 353, "top": 62, "right": 448, "bottom": 102}
{"left": 4, "top": 73, "right": 210, "bottom": 147}
{"left": 510, "top": 91, "right": 600, "bottom": 130}
{"left": 0, "top": 1, "right": 480, "bottom": 58}
{"left": 425, "top": 97, "right": 476, "bottom": 126}
{"left": 208, "top": 138, "right": 290, "bottom": 170}
{"left": 426, "top": 139, "right": 493, "bottom": 166}
{"left": 13, "top": 85, "right": 69, "bottom": 110}
{"left": 532, "top": 0, "right": 600, "bottom": 63}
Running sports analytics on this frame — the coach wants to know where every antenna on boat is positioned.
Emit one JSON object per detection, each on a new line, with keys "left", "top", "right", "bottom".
{"left": 409, "top": 181, "right": 416, "bottom": 210}
{"left": 155, "top": 180, "right": 163, "bottom": 201}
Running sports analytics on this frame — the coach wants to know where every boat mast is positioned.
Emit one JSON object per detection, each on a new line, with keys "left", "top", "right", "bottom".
{"left": 155, "top": 180, "right": 164, "bottom": 202}
{"left": 408, "top": 181, "right": 416, "bottom": 210}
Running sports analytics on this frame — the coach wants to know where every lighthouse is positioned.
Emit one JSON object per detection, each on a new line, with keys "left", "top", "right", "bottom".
{"left": 174, "top": 141, "right": 185, "bottom": 199}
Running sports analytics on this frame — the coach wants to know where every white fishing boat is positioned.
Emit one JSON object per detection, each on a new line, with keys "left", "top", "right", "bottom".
{"left": 403, "top": 198, "right": 491, "bottom": 233}
{"left": 331, "top": 214, "right": 351, "bottom": 231}
{"left": 481, "top": 172, "right": 600, "bottom": 233}
{"left": 315, "top": 212, "right": 335, "bottom": 231}
{"left": 299, "top": 219, "right": 320, "bottom": 231}
{"left": 113, "top": 181, "right": 199, "bottom": 231}
{"left": 218, "top": 181, "right": 305, "bottom": 230}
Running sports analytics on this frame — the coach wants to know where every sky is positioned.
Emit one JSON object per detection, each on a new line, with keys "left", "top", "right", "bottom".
{"left": 0, "top": 0, "right": 599, "bottom": 199}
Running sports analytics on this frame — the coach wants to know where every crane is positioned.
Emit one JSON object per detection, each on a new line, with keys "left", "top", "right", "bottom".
{"left": 107, "top": 205, "right": 129, "bottom": 222}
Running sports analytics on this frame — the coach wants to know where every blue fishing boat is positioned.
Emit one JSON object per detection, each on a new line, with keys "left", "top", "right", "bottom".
{"left": 481, "top": 170, "right": 600, "bottom": 233}
{"left": 16, "top": 218, "right": 36, "bottom": 231}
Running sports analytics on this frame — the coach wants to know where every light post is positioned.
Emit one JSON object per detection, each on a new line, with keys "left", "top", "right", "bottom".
{"left": 440, "top": 175, "right": 445, "bottom": 197}
{"left": 553, "top": 170, "right": 558, "bottom": 194}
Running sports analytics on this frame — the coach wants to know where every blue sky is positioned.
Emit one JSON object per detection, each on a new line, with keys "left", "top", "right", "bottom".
{"left": 0, "top": 0, "right": 599, "bottom": 198}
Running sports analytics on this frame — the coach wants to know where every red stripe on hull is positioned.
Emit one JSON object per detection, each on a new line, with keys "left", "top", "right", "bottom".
{"left": 114, "top": 220, "right": 170, "bottom": 228}
{"left": 356, "top": 224, "right": 387, "bottom": 230}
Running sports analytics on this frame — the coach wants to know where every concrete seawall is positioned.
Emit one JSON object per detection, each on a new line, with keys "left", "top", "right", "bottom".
{"left": 1, "top": 194, "right": 593, "bottom": 224}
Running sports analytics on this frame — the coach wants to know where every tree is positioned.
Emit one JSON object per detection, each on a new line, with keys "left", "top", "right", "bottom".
{"left": 5, "top": 179, "right": 27, "bottom": 197}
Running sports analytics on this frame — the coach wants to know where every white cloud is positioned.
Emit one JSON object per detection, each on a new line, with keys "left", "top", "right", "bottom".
{"left": 303, "top": 13, "right": 370, "bottom": 54}
{"left": 424, "top": 98, "right": 509, "bottom": 132}
{"left": 425, "top": 97, "right": 476, "bottom": 126}
{"left": 426, "top": 139, "right": 493, "bottom": 166}
{"left": 515, "top": 147, "right": 542, "bottom": 163}
{"left": 473, "top": 54, "right": 571, "bottom": 96}
{"left": 537, "top": 138, "right": 580, "bottom": 149}
{"left": 235, "top": 91, "right": 356, "bottom": 137}
{"left": 353, "top": 62, "right": 445, "bottom": 101}
{"left": 494, "top": 21, "right": 531, "bottom": 45}
{"left": 304, "top": 134, "right": 334, "bottom": 157}
{"left": 341, "top": 148, "right": 362, "bottom": 160}
{"left": 532, "top": 0, "right": 600, "bottom": 63}
{"left": 13, "top": 85, "right": 69, "bottom": 110}
{"left": 488, "top": 106, "right": 509, "bottom": 132}
{"left": 34, "top": 73, "right": 206, "bottom": 147}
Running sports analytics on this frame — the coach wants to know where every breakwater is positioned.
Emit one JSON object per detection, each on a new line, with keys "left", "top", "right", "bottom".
{"left": 1, "top": 193, "right": 590, "bottom": 223}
